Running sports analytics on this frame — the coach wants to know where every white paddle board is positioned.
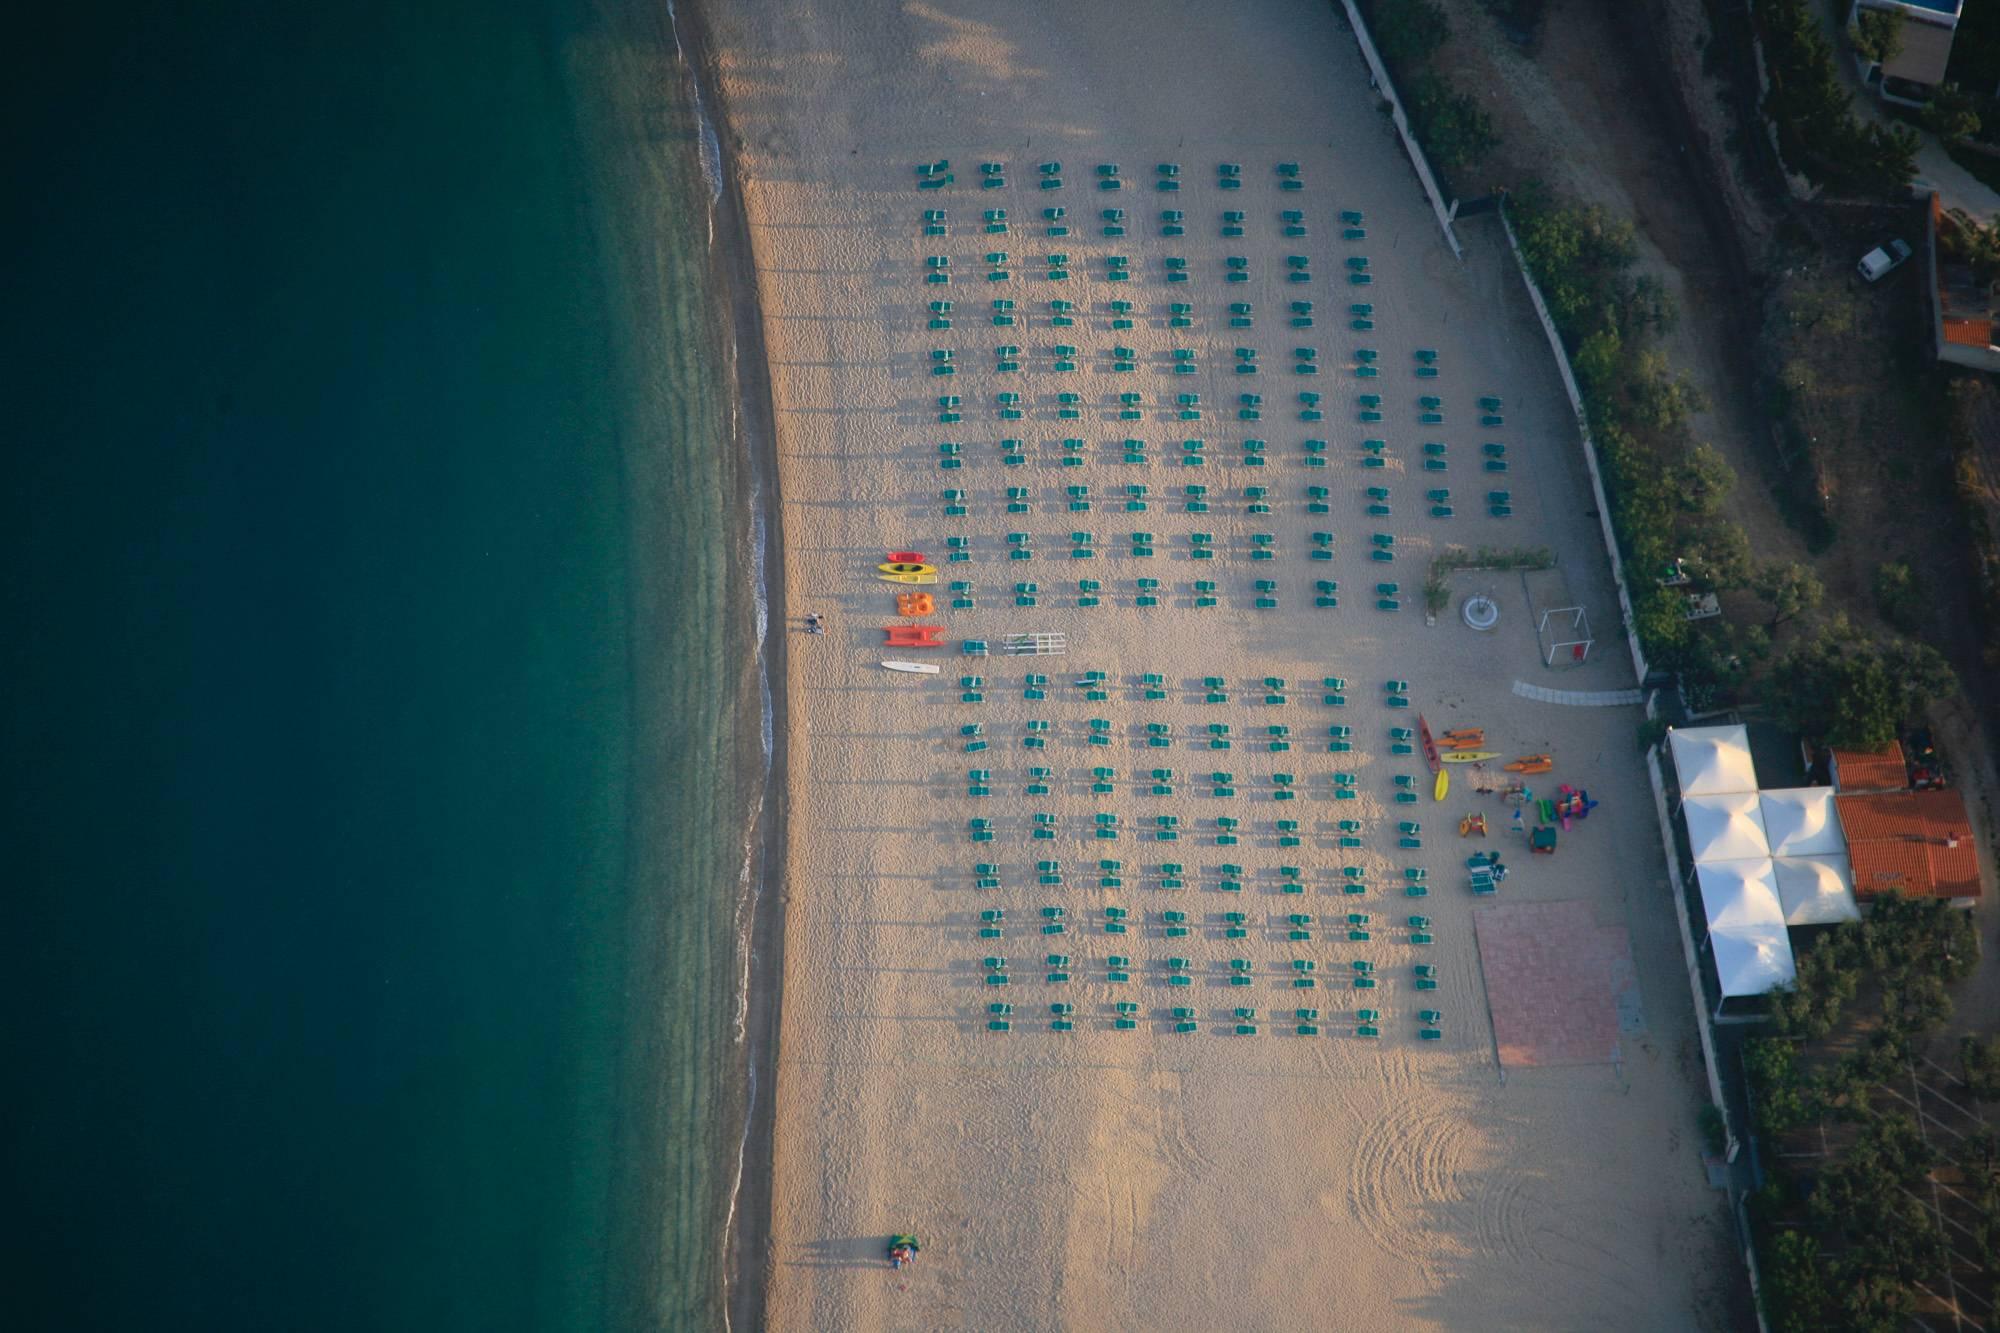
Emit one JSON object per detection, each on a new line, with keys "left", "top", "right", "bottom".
{"left": 882, "top": 660, "right": 941, "bottom": 675}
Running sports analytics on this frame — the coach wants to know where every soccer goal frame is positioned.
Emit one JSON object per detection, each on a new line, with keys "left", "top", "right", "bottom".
{"left": 1537, "top": 606, "right": 1593, "bottom": 668}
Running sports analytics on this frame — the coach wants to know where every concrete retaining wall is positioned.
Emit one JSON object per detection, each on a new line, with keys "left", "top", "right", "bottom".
{"left": 1336, "top": 0, "right": 1464, "bottom": 261}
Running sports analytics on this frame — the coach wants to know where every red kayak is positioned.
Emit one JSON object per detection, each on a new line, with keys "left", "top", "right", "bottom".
{"left": 1417, "top": 714, "right": 1442, "bottom": 775}
{"left": 886, "top": 550, "right": 925, "bottom": 564}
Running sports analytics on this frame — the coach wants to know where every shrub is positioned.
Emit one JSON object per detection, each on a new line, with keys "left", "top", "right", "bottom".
{"left": 1761, "top": 616, "right": 1954, "bottom": 747}
{"left": 1872, "top": 560, "right": 1925, "bottom": 634}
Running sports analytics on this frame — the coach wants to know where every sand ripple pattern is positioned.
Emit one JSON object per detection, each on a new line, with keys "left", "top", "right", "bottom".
{"left": 1344, "top": 1107, "right": 1468, "bottom": 1259}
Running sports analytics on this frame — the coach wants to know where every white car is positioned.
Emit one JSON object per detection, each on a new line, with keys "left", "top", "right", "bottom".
{"left": 1857, "top": 238, "right": 1913, "bottom": 282}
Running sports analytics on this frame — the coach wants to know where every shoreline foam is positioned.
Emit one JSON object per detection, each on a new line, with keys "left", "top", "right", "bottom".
{"left": 670, "top": 3, "right": 792, "bottom": 1329}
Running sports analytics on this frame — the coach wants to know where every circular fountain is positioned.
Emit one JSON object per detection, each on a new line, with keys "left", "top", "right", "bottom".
{"left": 1461, "top": 595, "right": 1500, "bottom": 632}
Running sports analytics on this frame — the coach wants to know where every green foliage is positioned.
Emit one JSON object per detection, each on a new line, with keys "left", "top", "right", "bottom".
{"left": 1406, "top": 73, "right": 1498, "bottom": 175}
{"left": 1423, "top": 566, "right": 1451, "bottom": 615}
{"left": 1845, "top": 121, "right": 1922, "bottom": 198}
{"left": 1964, "top": 1034, "right": 2000, "bottom": 1102}
{"left": 1621, "top": 349, "right": 1706, "bottom": 431}
{"left": 1872, "top": 560, "right": 1925, "bottom": 635}
{"left": 1508, "top": 183, "right": 1757, "bottom": 692}
{"left": 1676, "top": 444, "right": 1735, "bottom": 517}
{"left": 1750, "top": 559, "right": 1825, "bottom": 627}
{"left": 1925, "top": 81, "right": 1983, "bottom": 143}
{"left": 1358, "top": 0, "right": 1496, "bottom": 178}
{"left": 1760, "top": 0, "right": 1917, "bottom": 196}
{"left": 1369, "top": 0, "right": 1447, "bottom": 69}
{"left": 1761, "top": 1228, "right": 1830, "bottom": 1333}
{"left": 1681, "top": 520, "right": 1753, "bottom": 592}
{"left": 1697, "top": 1103, "right": 1728, "bottom": 1156}
{"left": 1745, "top": 1037, "right": 1813, "bottom": 1136}
{"left": 1510, "top": 183, "right": 1639, "bottom": 346}
{"left": 1853, "top": 7, "right": 1905, "bottom": 67}
{"left": 1761, "top": 616, "right": 1954, "bottom": 746}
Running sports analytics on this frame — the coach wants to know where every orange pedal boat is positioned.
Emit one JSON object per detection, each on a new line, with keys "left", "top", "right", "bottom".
{"left": 896, "top": 592, "right": 936, "bottom": 616}
{"left": 883, "top": 624, "right": 946, "bottom": 648}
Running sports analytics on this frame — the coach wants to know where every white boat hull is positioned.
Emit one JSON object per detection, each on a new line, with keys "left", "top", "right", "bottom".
{"left": 881, "top": 660, "right": 941, "bottom": 675}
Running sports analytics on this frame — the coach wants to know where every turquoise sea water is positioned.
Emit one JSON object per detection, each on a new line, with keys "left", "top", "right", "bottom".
{"left": 8, "top": 0, "right": 753, "bottom": 1328}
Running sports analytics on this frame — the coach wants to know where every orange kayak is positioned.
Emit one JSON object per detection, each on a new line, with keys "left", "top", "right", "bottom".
{"left": 1503, "top": 755, "right": 1553, "bottom": 774}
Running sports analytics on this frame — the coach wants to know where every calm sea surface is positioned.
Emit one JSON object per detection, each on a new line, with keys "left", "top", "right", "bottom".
{"left": 7, "top": 0, "right": 752, "bottom": 1328}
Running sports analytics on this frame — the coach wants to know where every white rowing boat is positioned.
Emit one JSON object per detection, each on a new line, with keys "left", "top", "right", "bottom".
{"left": 882, "top": 660, "right": 940, "bottom": 675}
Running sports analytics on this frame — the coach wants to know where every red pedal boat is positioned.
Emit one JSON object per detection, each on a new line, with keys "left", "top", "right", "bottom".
{"left": 883, "top": 624, "right": 945, "bottom": 648}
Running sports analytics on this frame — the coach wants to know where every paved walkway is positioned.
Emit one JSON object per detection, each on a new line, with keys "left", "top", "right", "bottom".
{"left": 1511, "top": 681, "right": 1646, "bottom": 706}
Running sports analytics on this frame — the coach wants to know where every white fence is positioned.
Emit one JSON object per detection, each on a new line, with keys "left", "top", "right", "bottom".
{"left": 1337, "top": 0, "right": 1463, "bottom": 261}
{"left": 1495, "top": 206, "right": 1651, "bottom": 688}
{"left": 1497, "top": 197, "right": 1769, "bottom": 1329}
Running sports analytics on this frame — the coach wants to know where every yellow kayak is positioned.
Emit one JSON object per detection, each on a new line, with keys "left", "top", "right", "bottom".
{"left": 877, "top": 571, "right": 939, "bottom": 585}
{"left": 1438, "top": 751, "right": 1498, "bottom": 763}
{"left": 1433, "top": 770, "right": 1450, "bottom": 801}
{"left": 878, "top": 561, "right": 936, "bottom": 576}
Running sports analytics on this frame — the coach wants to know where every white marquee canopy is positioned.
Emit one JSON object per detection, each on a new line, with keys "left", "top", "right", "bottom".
{"left": 1759, "top": 787, "right": 1845, "bottom": 857}
{"left": 1696, "top": 859, "right": 1798, "bottom": 996}
{"left": 1772, "top": 855, "right": 1861, "bottom": 925}
{"left": 1684, "top": 791, "right": 1771, "bottom": 864}
{"left": 1669, "top": 724, "right": 1758, "bottom": 798}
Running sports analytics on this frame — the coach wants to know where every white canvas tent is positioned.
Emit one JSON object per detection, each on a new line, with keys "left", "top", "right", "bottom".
{"left": 1696, "top": 859, "right": 1798, "bottom": 996}
{"left": 1710, "top": 920, "right": 1799, "bottom": 996}
{"left": 1669, "top": 724, "right": 1758, "bottom": 797}
{"left": 1683, "top": 791, "right": 1771, "bottom": 864}
{"left": 1772, "top": 855, "right": 1861, "bottom": 925}
{"left": 1759, "top": 787, "right": 1845, "bottom": 857}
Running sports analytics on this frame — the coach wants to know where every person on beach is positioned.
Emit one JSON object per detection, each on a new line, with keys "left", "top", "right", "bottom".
{"left": 804, "top": 612, "right": 824, "bottom": 634}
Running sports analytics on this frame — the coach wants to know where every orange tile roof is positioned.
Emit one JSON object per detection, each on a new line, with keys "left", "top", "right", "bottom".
{"left": 1831, "top": 741, "right": 1907, "bottom": 793}
{"left": 1944, "top": 317, "right": 1995, "bottom": 348}
{"left": 1835, "top": 790, "right": 1982, "bottom": 900}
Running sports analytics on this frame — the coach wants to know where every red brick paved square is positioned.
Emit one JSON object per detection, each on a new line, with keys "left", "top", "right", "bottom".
{"left": 1473, "top": 900, "right": 1631, "bottom": 1067}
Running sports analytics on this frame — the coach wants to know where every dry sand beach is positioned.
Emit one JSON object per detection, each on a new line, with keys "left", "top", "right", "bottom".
{"left": 703, "top": 2, "right": 1745, "bottom": 1327}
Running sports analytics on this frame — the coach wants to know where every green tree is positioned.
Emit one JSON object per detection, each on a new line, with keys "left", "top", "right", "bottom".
{"left": 1745, "top": 1037, "right": 1814, "bottom": 1136}
{"left": 1763, "top": 1228, "right": 1831, "bottom": 1333}
{"left": 1370, "top": 0, "right": 1448, "bottom": 70}
{"left": 1841, "top": 121, "right": 1920, "bottom": 198}
{"left": 1924, "top": 82, "right": 1982, "bottom": 142}
{"left": 1407, "top": 74, "right": 1497, "bottom": 175}
{"left": 1681, "top": 521, "right": 1753, "bottom": 591}
{"left": 1752, "top": 560, "right": 1825, "bottom": 627}
{"left": 1963, "top": 1034, "right": 2000, "bottom": 1102}
{"left": 1853, "top": 7, "right": 1906, "bottom": 67}
{"left": 1872, "top": 560, "right": 1925, "bottom": 634}
{"left": 1762, "top": 618, "right": 1955, "bottom": 747}
{"left": 1624, "top": 349, "right": 1706, "bottom": 431}
{"left": 1571, "top": 327, "right": 1624, "bottom": 405}
{"left": 1629, "top": 582, "right": 1692, "bottom": 662}
{"left": 1676, "top": 443, "right": 1736, "bottom": 516}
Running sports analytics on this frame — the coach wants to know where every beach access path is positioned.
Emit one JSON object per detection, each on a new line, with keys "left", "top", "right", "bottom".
{"left": 704, "top": 2, "right": 1744, "bottom": 1328}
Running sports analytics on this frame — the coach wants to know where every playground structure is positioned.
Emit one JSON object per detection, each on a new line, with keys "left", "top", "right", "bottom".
{"left": 1536, "top": 605, "right": 1593, "bottom": 668}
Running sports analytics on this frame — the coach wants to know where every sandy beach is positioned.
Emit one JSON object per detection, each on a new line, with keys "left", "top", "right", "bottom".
{"left": 702, "top": 2, "right": 1746, "bottom": 1326}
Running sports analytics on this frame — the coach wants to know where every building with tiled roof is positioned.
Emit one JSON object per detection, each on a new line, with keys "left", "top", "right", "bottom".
{"left": 1828, "top": 740, "right": 1907, "bottom": 794}
{"left": 1834, "top": 788, "right": 1982, "bottom": 902}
